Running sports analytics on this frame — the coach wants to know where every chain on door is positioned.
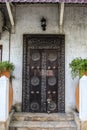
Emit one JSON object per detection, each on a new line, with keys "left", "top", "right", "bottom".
{"left": 29, "top": 49, "right": 58, "bottom": 113}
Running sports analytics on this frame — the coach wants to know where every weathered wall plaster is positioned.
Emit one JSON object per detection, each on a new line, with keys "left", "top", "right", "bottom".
{"left": 0, "top": 4, "right": 87, "bottom": 112}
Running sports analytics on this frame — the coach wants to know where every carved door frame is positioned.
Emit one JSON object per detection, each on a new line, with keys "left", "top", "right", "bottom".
{"left": 22, "top": 34, "right": 65, "bottom": 113}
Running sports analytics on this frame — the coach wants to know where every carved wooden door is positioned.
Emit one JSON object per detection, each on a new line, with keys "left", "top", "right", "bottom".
{"left": 29, "top": 49, "right": 58, "bottom": 113}
{"left": 22, "top": 35, "right": 65, "bottom": 113}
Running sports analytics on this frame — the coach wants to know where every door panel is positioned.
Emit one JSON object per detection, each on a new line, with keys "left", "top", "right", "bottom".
{"left": 29, "top": 50, "right": 41, "bottom": 112}
{"left": 46, "top": 50, "right": 58, "bottom": 113}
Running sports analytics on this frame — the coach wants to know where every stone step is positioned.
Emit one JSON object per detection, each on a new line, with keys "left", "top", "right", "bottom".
{"left": 12, "top": 128, "right": 77, "bottom": 130}
{"left": 12, "top": 112, "right": 74, "bottom": 121}
{"left": 9, "top": 121, "right": 77, "bottom": 130}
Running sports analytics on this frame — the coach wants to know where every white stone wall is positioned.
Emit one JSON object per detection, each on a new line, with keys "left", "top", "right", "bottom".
{"left": 1, "top": 4, "right": 87, "bottom": 112}
{"left": 64, "top": 5, "right": 87, "bottom": 112}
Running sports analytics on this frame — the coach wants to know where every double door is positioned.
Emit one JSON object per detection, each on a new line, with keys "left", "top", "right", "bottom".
{"left": 29, "top": 49, "right": 58, "bottom": 113}
{"left": 22, "top": 35, "right": 65, "bottom": 113}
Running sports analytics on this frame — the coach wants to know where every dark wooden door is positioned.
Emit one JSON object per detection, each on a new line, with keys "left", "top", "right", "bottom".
{"left": 22, "top": 35, "right": 65, "bottom": 113}
{"left": 29, "top": 49, "right": 58, "bottom": 112}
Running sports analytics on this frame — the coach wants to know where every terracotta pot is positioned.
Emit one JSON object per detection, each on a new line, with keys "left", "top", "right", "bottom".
{"left": 75, "top": 83, "right": 79, "bottom": 112}
{"left": 9, "top": 82, "right": 13, "bottom": 112}
{"left": 84, "top": 72, "right": 87, "bottom": 76}
{"left": 1, "top": 71, "right": 10, "bottom": 78}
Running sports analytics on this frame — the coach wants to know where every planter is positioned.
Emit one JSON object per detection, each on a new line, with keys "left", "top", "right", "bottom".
{"left": 0, "top": 72, "right": 13, "bottom": 112}
{"left": 75, "top": 73, "right": 87, "bottom": 112}
{"left": 1, "top": 73, "right": 13, "bottom": 112}
{"left": 1, "top": 71, "right": 10, "bottom": 78}
{"left": 0, "top": 61, "right": 14, "bottom": 112}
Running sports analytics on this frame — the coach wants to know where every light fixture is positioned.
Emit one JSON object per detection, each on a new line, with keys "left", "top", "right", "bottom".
{"left": 41, "top": 17, "right": 46, "bottom": 31}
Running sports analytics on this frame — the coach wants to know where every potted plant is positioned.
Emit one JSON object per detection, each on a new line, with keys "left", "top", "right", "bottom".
{"left": 69, "top": 57, "right": 87, "bottom": 112}
{"left": 0, "top": 61, "right": 15, "bottom": 78}
{"left": 0, "top": 61, "right": 15, "bottom": 112}
{"left": 69, "top": 58, "right": 87, "bottom": 79}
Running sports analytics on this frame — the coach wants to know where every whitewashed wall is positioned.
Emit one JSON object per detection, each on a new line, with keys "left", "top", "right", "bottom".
{"left": 64, "top": 5, "right": 87, "bottom": 112}
{"left": 0, "top": 4, "right": 87, "bottom": 112}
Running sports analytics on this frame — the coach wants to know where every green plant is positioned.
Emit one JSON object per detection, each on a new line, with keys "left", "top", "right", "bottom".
{"left": 69, "top": 58, "right": 87, "bottom": 79}
{"left": 0, "top": 61, "right": 15, "bottom": 73}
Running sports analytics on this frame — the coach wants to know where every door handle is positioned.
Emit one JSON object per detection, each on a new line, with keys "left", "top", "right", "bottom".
{"left": 47, "top": 98, "right": 51, "bottom": 103}
{"left": 47, "top": 98, "right": 51, "bottom": 113}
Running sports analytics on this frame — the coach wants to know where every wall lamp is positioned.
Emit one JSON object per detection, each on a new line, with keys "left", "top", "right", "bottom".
{"left": 41, "top": 17, "right": 46, "bottom": 31}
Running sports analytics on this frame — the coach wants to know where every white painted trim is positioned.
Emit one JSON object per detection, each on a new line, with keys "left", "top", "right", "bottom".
{"left": 6, "top": 2, "right": 14, "bottom": 26}
{"left": 79, "top": 75, "right": 87, "bottom": 121}
{"left": 59, "top": 2, "right": 64, "bottom": 33}
{"left": 0, "top": 76, "right": 9, "bottom": 121}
